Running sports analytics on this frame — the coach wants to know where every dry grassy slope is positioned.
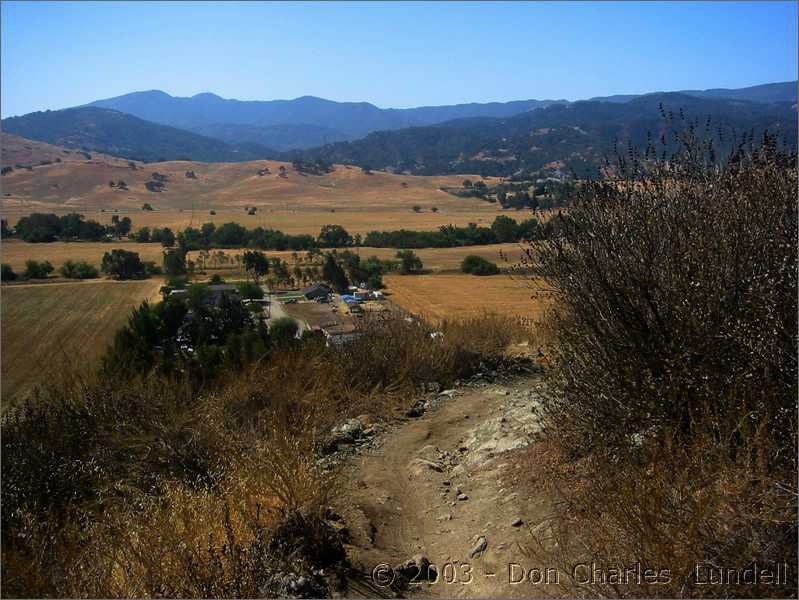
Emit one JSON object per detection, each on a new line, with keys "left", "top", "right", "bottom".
{"left": 1, "top": 279, "right": 163, "bottom": 406}
{"left": 0, "top": 132, "right": 128, "bottom": 168}
{"left": 2, "top": 135, "right": 508, "bottom": 235}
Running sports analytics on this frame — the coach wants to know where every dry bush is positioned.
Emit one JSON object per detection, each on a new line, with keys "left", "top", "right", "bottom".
{"left": 526, "top": 130, "right": 797, "bottom": 597}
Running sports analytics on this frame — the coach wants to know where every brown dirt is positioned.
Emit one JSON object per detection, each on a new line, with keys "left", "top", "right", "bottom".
{"left": 334, "top": 376, "right": 559, "bottom": 598}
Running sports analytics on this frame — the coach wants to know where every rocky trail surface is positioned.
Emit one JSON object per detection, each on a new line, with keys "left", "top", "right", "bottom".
{"left": 327, "top": 374, "right": 558, "bottom": 598}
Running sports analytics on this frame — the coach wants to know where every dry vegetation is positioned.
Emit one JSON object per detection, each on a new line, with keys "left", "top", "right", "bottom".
{"left": 525, "top": 132, "right": 797, "bottom": 597}
{"left": 1, "top": 279, "right": 162, "bottom": 405}
{"left": 1, "top": 314, "right": 524, "bottom": 597}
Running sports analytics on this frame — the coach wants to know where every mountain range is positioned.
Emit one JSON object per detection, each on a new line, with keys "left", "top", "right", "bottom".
{"left": 1, "top": 81, "right": 795, "bottom": 173}
{"left": 86, "top": 91, "right": 566, "bottom": 150}
{"left": 293, "top": 92, "right": 797, "bottom": 177}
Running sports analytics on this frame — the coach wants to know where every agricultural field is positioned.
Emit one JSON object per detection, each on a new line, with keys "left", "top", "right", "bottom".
{"left": 1, "top": 279, "right": 162, "bottom": 406}
{"left": 187, "top": 242, "right": 531, "bottom": 276}
{"left": 383, "top": 272, "right": 549, "bottom": 323}
{"left": 1, "top": 239, "right": 165, "bottom": 271}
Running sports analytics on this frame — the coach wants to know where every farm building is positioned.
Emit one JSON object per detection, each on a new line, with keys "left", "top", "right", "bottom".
{"left": 302, "top": 282, "right": 333, "bottom": 301}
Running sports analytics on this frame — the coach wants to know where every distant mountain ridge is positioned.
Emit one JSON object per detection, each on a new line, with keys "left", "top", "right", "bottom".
{"left": 84, "top": 82, "right": 796, "bottom": 150}
{"left": 3, "top": 81, "right": 794, "bottom": 168}
{"left": 86, "top": 91, "right": 565, "bottom": 150}
{"left": 294, "top": 93, "right": 797, "bottom": 177}
{"left": 1, "top": 107, "right": 274, "bottom": 163}
{"left": 590, "top": 81, "right": 797, "bottom": 104}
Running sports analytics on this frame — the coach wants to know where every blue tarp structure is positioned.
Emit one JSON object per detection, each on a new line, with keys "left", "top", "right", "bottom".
{"left": 340, "top": 294, "right": 360, "bottom": 303}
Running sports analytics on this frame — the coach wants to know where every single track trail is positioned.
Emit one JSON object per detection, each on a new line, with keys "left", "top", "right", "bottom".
{"left": 332, "top": 376, "right": 560, "bottom": 598}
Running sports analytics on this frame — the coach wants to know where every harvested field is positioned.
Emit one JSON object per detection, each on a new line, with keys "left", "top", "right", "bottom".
{"left": 383, "top": 273, "right": 548, "bottom": 323}
{"left": 1, "top": 279, "right": 163, "bottom": 406}
{"left": 1, "top": 239, "right": 165, "bottom": 271}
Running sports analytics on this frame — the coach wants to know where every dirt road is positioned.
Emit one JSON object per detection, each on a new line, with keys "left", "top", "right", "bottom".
{"left": 333, "top": 377, "right": 558, "bottom": 598}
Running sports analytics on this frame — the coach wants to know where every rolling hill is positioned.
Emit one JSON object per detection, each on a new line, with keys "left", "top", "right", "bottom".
{"left": 293, "top": 93, "right": 798, "bottom": 177}
{"left": 1, "top": 107, "right": 275, "bottom": 163}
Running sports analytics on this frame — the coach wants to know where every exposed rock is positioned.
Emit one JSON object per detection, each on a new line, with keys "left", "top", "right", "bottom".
{"left": 410, "top": 458, "right": 446, "bottom": 475}
{"left": 457, "top": 493, "right": 469, "bottom": 501}
{"left": 512, "top": 518, "right": 524, "bottom": 527}
{"left": 469, "top": 536, "right": 488, "bottom": 559}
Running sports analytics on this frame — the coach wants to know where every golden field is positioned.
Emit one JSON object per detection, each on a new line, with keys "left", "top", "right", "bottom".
{"left": 383, "top": 273, "right": 549, "bottom": 323}
{"left": 1, "top": 239, "right": 166, "bottom": 271}
{"left": 1, "top": 279, "right": 163, "bottom": 406}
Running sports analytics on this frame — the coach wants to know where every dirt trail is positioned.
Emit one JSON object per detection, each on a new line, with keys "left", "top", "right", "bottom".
{"left": 333, "top": 376, "right": 557, "bottom": 598}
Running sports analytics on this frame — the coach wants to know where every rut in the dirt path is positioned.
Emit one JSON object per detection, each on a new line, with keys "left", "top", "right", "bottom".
{"left": 331, "top": 376, "right": 559, "bottom": 598}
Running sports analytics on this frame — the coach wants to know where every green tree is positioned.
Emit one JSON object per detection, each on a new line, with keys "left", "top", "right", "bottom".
{"left": 396, "top": 250, "right": 423, "bottom": 275}
{"left": 110, "top": 215, "right": 132, "bottom": 239}
{"left": 160, "top": 227, "right": 176, "bottom": 248}
{"left": 142, "top": 203, "right": 154, "bottom": 211}
{"left": 163, "top": 249, "right": 187, "bottom": 276}
{"left": 101, "top": 249, "right": 147, "bottom": 280}
{"left": 491, "top": 215, "right": 520, "bottom": 243}
{"left": 237, "top": 281, "right": 264, "bottom": 300}
{"left": 322, "top": 253, "right": 349, "bottom": 292}
{"left": 242, "top": 250, "right": 269, "bottom": 283}
{"left": 133, "top": 226, "right": 151, "bottom": 242}
{"left": 318, "top": 224, "right": 353, "bottom": 247}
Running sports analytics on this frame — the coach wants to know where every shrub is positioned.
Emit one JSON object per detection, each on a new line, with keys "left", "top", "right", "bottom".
{"left": 60, "top": 260, "right": 99, "bottom": 279}
{"left": 528, "top": 129, "right": 797, "bottom": 597}
{"left": 396, "top": 249, "right": 423, "bottom": 274}
{"left": 2, "top": 263, "right": 18, "bottom": 281}
{"left": 461, "top": 254, "right": 499, "bottom": 275}
{"left": 24, "top": 260, "right": 54, "bottom": 279}
{"left": 269, "top": 317, "right": 299, "bottom": 346}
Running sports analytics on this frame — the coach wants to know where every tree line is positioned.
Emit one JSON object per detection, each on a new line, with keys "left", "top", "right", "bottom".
{"left": 5, "top": 213, "right": 559, "bottom": 253}
{"left": 6, "top": 213, "right": 134, "bottom": 243}
{"left": 363, "top": 215, "right": 554, "bottom": 248}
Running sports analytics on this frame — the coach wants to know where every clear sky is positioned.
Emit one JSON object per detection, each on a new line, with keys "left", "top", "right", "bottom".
{"left": 1, "top": 1, "right": 796, "bottom": 117}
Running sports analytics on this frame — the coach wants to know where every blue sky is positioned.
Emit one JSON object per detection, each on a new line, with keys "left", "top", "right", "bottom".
{"left": 1, "top": 1, "right": 796, "bottom": 117}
